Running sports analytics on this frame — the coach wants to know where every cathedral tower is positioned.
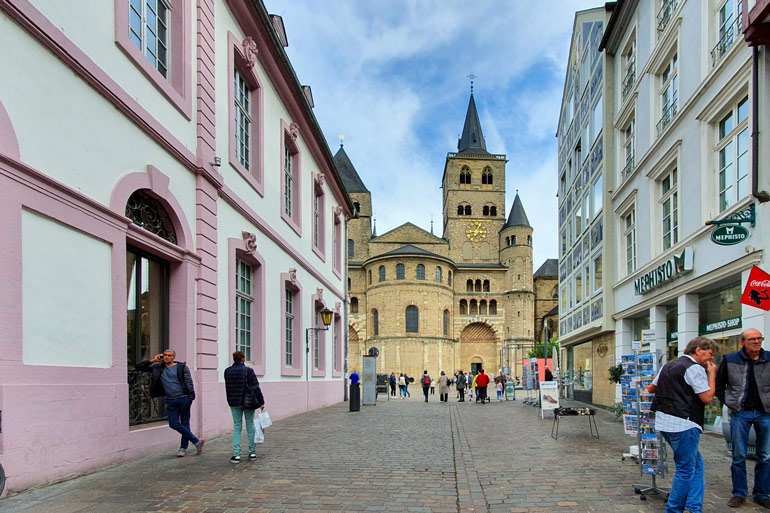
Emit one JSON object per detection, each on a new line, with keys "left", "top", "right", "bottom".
{"left": 500, "top": 193, "right": 535, "bottom": 343}
{"left": 334, "top": 144, "right": 371, "bottom": 262}
{"left": 441, "top": 93, "right": 506, "bottom": 264}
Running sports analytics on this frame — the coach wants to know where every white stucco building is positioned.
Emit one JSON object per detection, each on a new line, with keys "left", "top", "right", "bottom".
{"left": 0, "top": 0, "right": 352, "bottom": 492}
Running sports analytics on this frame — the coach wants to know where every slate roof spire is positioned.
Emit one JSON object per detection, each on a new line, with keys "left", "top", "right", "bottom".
{"left": 333, "top": 144, "right": 368, "bottom": 193}
{"left": 457, "top": 93, "right": 488, "bottom": 155}
{"left": 503, "top": 191, "right": 531, "bottom": 229}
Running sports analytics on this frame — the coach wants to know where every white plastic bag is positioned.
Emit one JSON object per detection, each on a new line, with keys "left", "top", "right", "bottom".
{"left": 253, "top": 416, "right": 264, "bottom": 444}
{"left": 258, "top": 410, "right": 272, "bottom": 429}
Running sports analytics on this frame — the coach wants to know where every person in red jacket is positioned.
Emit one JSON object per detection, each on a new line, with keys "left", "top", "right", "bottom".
{"left": 475, "top": 369, "right": 490, "bottom": 404}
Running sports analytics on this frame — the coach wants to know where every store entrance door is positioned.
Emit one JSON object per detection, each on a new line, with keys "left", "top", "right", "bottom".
{"left": 471, "top": 362, "right": 482, "bottom": 375}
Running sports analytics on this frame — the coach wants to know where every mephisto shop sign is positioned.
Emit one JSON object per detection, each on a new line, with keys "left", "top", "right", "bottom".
{"left": 634, "top": 247, "right": 693, "bottom": 295}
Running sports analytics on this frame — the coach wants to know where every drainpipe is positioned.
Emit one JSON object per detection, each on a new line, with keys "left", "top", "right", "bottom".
{"left": 752, "top": 46, "right": 770, "bottom": 203}
{"left": 343, "top": 220, "right": 349, "bottom": 401}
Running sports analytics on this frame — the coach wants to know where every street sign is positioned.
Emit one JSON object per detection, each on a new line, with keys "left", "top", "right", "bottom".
{"left": 711, "top": 225, "right": 749, "bottom": 245}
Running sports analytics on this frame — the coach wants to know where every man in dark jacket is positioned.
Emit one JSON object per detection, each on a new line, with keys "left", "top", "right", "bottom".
{"left": 389, "top": 372, "right": 397, "bottom": 397}
{"left": 716, "top": 329, "right": 770, "bottom": 509}
{"left": 224, "top": 351, "right": 265, "bottom": 464}
{"left": 136, "top": 350, "right": 204, "bottom": 457}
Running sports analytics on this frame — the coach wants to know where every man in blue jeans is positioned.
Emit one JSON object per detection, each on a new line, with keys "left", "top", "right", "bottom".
{"left": 716, "top": 328, "right": 770, "bottom": 509}
{"left": 136, "top": 350, "right": 204, "bottom": 457}
{"left": 648, "top": 336, "right": 718, "bottom": 513}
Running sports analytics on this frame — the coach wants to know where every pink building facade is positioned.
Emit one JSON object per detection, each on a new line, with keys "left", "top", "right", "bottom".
{"left": 0, "top": 0, "right": 352, "bottom": 493}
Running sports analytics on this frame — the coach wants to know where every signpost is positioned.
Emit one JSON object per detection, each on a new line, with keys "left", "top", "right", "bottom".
{"left": 711, "top": 225, "right": 749, "bottom": 245}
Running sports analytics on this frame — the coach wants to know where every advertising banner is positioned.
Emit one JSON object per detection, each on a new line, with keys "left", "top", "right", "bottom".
{"left": 540, "top": 380, "right": 559, "bottom": 411}
{"left": 741, "top": 265, "right": 770, "bottom": 311}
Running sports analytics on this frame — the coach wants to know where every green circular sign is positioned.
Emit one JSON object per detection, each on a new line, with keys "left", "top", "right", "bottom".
{"left": 711, "top": 225, "right": 749, "bottom": 245}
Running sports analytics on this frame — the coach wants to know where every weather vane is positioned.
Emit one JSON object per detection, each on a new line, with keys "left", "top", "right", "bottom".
{"left": 339, "top": 134, "right": 344, "bottom": 147}
{"left": 467, "top": 71, "right": 476, "bottom": 94}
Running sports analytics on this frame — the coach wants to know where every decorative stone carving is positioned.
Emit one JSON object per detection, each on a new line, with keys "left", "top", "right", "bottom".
{"left": 241, "top": 231, "right": 257, "bottom": 253}
{"left": 288, "top": 268, "right": 297, "bottom": 285}
{"left": 334, "top": 302, "right": 341, "bottom": 315}
{"left": 314, "top": 172, "right": 325, "bottom": 189}
{"left": 242, "top": 37, "right": 258, "bottom": 69}
{"left": 316, "top": 288, "right": 324, "bottom": 301}
{"left": 289, "top": 122, "right": 299, "bottom": 142}
{"left": 333, "top": 206, "right": 343, "bottom": 217}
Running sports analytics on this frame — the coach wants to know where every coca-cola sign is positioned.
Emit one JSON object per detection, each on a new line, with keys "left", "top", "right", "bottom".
{"left": 741, "top": 266, "right": 770, "bottom": 311}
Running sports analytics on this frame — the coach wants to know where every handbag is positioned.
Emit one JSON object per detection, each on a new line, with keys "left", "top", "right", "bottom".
{"left": 258, "top": 410, "right": 272, "bottom": 429}
{"left": 242, "top": 387, "right": 258, "bottom": 410}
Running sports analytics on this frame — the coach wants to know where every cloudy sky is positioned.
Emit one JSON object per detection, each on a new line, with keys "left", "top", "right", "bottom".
{"left": 263, "top": 0, "right": 603, "bottom": 270}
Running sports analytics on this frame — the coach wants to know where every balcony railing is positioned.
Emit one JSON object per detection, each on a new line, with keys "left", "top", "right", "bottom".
{"left": 657, "top": 0, "right": 679, "bottom": 33}
{"left": 621, "top": 57, "right": 636, "bottom": 101}
{"left": 711, "top": 17, "right": 743, "bottom": 67}
{"left": 656, "top": 100, "right": 678, "bottom": 137}
{"left": 621, "top": 151, "right": 635, "bottom": 182}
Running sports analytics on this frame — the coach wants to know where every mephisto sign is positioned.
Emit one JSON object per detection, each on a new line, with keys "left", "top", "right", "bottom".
{"left": 634, "top": 247, "right": 693, "bottom": 295}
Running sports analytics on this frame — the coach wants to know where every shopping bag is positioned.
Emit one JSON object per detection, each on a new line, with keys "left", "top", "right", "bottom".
{"left": 253, "top": 416, "right": 264, "bottom": 444}
{"left": 258, "top": 410, "right": 272, "bottom": 429}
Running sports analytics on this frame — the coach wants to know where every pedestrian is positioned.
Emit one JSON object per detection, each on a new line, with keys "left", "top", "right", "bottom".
{"left": 135, "top": 350, "right": 204, "bottom": 457}
{"left": 350, "top": 369, "right": 360, "bottom": 385}
{"left": 648, "top": 336, "right": 719, "bottom": 513}
{"left": 545, "top": 367, "right": 554, "bottom": 381}
{"left": 430, "top": 377, "right": 436, "bottom": 395}
{"left": 716, "top": 328, "right": 770, "bottom": 509}
{"left": 438, "top": 371, "right": 450, "bottom": 402}
{"left": 389, "top": 372, "right": 397, "bottom": 397}
{"left": 456, "top": 371, "right": 467, "bottom": 402}
{"left": 404, "top": 373, "right": 411, "bottom": 397}
{"left": 476, "top": 368, "right": 490, "bottom": 404}
{"left": 398, "top": 373, "right": 406, "bottom": 398}
{"left": 472, "top": 372, "right": 479, "bottom": 402}
{"left": 224, "top": 351, "right": 265, "bottom": 464}
{"left": 420, "top": 371, "right": 431, "bottom": 402}
{"left": 495, "top": 377, "right": 503, "bottom": 401}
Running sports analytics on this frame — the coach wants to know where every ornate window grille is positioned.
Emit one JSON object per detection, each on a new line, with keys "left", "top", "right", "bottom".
{"left": 125, "top": 190, "right": 177, "bottom": 244}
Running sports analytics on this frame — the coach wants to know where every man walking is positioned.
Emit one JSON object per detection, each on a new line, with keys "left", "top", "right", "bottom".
{"left": 224, "top": 351, "right": 265, "bottom": 464}
{"left": 475, "top": 368, "right": 490, "bottom": 404}
{"left": 136, "top": 350, "right": 204, "bottom": 457}
{"left": 420, "top": 371, "right": 431, "bottom": 402}
{"left": 648, "top": 337, "right": 719, "bottom": 513}
{"left": 716, "top": 329, "right": 770, "bottom": 509}
{"left": 389, "top": 372, "right": 397, "bottom": 397}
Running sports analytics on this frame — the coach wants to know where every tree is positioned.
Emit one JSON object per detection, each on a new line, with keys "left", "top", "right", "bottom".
{"left": 527, "top": 337, "right": 559, "bottom": 359}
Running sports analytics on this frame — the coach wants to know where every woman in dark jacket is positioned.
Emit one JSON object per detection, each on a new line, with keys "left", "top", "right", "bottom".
{"left": 224, "top": 351, "right": 265, "bottom": 463}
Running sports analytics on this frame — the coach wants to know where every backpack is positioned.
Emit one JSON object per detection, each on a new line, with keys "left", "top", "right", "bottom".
{"left": 422, "top": 375, "right": 431, "bottom": 386}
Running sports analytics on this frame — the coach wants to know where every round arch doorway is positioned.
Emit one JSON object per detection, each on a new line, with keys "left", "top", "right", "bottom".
{"left": 470, "top": 357, "right": 483, "bottom": 375}
{"left": 459, "top": 322, "right": 498, "bottom": 375}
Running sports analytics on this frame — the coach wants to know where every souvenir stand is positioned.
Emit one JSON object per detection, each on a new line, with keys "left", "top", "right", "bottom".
{"left": 621, "top": 351, "right": 668, "bottom": 501}
{"left": 522, "top": 359, "right": 539, "bottom": 405}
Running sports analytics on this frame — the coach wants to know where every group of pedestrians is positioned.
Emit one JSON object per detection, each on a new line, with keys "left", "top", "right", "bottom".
{"left": 135, "top": 350, "right": 267, "bottom": 465}
{"left": 388, "top": 372, "right": 413, "bottom": 398}
{"left": 649, "top": 329, "right": 770, "bottom": 512}
{"left": 385, "top": 368, "right": 510, "bottom": 404}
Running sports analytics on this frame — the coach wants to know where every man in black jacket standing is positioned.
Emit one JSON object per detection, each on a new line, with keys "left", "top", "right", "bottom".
{"left": 136, "top": 350, "right": 204, "bottom": 457}
{"left": 224, "top": 351, "right": 265, "bottom": 464}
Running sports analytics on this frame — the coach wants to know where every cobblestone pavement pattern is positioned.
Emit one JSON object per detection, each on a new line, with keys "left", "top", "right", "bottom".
{"left": 1, "top": 391, "right": 759, "bottom": 512}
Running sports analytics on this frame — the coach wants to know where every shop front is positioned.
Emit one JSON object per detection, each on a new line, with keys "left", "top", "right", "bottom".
{"left": 564, "top": 341, "right": 593, "bottom": 404}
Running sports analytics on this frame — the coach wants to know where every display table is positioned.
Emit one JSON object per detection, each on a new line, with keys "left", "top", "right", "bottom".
{"left": 551, "top": 407, "right": 599, "bottom": 440}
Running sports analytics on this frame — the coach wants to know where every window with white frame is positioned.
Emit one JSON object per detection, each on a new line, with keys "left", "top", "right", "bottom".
{"left": 235, "top": 258, "right": 253, "bottom": 361}
{"left": 333, "top": 315, "right": 341, "bottom": 373}
{"left": 622, "top": 117, "right": 635, "bottom": 180}
{"left": 657, "top": 52, "right": 678, "bottom": 136}
{"left": 284, "top": 287, "right": 295, "bottom": 366}
{"left": 717, "top": 96, "right": 749, "bottom": 212}
{"left": 284, "top": 145, "right": 294, "bottom": 216}
{"left": 312, "top": 179, "right": 325, "bottom": 255}
{"left": 560, "top": 285, "right": 567, "bottom": 313}
{"left": 584, "top": 264, "right": 591, "bottom": 298}
{"left": 622, "top": 37, "right": 636, "bottom": 100}
{"left": 582, "top": 194, "right": 589, "bottom": 233}
{"left": 567, "top": 218, "right": 573, "bottom": 248}
{"left": 567, "top": 279, "right": 573, "bottom": 310}
{"left": 590, "top": 94, "right": 603, "bottom": 147}
{"left": 660, "top": 168, "right": 679, "bottom": 250}
{"left": 575, "top": 271, "right": 583, "bottom": 305}
{"left": 712, "top": 0, "right": 742, "bottom": 66}
{"left": 333, "top": 214, "right": 341, "bottom": 274}
{"left": 575, "top": 200, "right": 583, "bottom": 235}
{"left": 313, "top": 306, "right": 322, "bottom": 370}
{"left": 593, "top": 252, "right": 603, "bottom": 292}
{"left": 591, "top": 174, "right": 603, "bottom": 219}
{"left": 623, "top": 208, "right": 637, "bottom": 275}
{"left": 129, "top": 0, "right": 169, "bottom": 77}
{"left": 560, "top": 229, "right": 567, "bottom": 256}
{"left": 313, "top": 191, "right": 320, "bottom": 248}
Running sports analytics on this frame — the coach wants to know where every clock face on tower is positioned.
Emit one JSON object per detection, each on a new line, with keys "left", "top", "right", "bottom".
{"left": 465, "top": 220, "right": 488, "bottom": 242}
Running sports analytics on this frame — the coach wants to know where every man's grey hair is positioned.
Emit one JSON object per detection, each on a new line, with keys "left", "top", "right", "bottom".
{"left": 741, "top": 328, "right": 763, "bottom": 340}
{"left": 682, "top": 336, "right": 719, "bottom": 355}
{"left": 163, "top": 349, "right": 176, "bottom": 356}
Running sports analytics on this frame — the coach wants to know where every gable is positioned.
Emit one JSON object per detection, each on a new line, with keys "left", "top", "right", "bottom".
{"left": 373, "top": 222, "right": 445, "bottom": 245}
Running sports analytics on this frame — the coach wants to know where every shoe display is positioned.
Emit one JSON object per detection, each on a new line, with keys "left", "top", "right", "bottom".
{"left": 543, "top": 394, "right": 557, "bottom": 404}
{"left": 195, "top": 439, "right": 205, "bottom": 455}
{"left": 230, "top": 456, "right": 240, "bottom": 464}
{"left": 248, "top": 453, "right": 257, "bottom": 461}
{"left": 176, "top": 448, "right": 186, "bottom": 458}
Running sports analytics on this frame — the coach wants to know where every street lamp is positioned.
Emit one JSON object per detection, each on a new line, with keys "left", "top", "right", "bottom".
{"left": 305, "top": 307, "right": 334, "bottom": 381}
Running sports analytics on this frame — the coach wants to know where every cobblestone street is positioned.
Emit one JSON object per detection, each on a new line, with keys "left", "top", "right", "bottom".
{"left": 2, "top": 391, "right": 759, "bottom": 512}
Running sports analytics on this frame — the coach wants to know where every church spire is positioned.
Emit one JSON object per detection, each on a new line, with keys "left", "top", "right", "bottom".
{"left": 457, "top": 92, "right": 488, "bottom": 155}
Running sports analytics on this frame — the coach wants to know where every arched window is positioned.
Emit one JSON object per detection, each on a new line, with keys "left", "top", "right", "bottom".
{"left": 475, "top": 279, "right": 481, "bottom": 292}
{"left": 353, "top": 201, "right": 360, "bottom": 215}
{"left": 464, "top": 205, "right": 472, "bottom": 216}
{"left": 466, "top": 279, "right": 473, "bottom": 292}
{"left": 416, "top": 264, "right": 425, "bottom": 280}
{"left": 457, "top": 205, "right": 464, "bottom": 215}
{"left": 368, "top": 270, "right": 372, "bottom": 284}
{"left": 511, "top": 235, "right": 516, "bottom": 246}
{"left": 396, "top": 263, "right": 405, "bottom": 280}
{"left": 505, "top": 236, "right": 510, "bottom": 246}
{"left": 527, "top": 235, "right": 532, "bottom": 245}
{"left": 460, "top": 166, "right": 471, "bottom": 184}
{"left": 435, "top": 266, "right": 442, "bottom": 282}
{"left": 379, "top": 265, "right": 385, "bottom": 282}
{"left": 350, "top": 297, "right": 359, "bottom": 314}
{"left": 483, "top": 280, "right": 490, "bottom": 292}
{"left": 459, "top": 299, "right": 467, "bottom": 315}
{"left": 372, "top": 309, "right": 379, "bottom": 336}
{"left": 347, "top": 278, "right": 351, "bottom": 290}
{"left": 489, "top": 299, "right": 497, "bottom": 315}
{"left": 405, "top": 306, "right": 419, "bottom": 333}
{"left": 448, "top": 271, "right": 452, "bottom": 285}
{"left": 490, "top": 206, "right": 497, "bottom": 216}
{"left": 483, "top": 206, "right": 490, "bottom": 216}
{"left": 347, "top": 239, "right": 354, "bottom": 258}
{"left": 443, "top": 309, "right": 449, "bottom": 335}
{"left": 482, "top": 167, "right": 493, "bottom": 184}
{"left": 552, "top": 286, "right": 559, "bottom": 299}
{"left": 479, "top": 300, "right": 487, "bottom": 315}
{"left": 470, "top": 299, "right": 478, "bottom": 315}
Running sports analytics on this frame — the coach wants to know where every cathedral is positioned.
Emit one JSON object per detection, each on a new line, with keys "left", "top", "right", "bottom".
{"left": 337, "top": 92, "right": 542, "bottom": 379}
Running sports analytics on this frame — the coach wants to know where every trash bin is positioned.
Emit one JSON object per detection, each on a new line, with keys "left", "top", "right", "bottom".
{"left": 349, "top": 383, "right": 360, "bottom": 412}
{"left": 505, "top": 381, "right": 515, "bottom": 401}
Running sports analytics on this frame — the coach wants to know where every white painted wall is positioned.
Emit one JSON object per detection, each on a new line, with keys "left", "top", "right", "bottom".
{"left": 22, "top": 209, "right": 112, "bottom": 367}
